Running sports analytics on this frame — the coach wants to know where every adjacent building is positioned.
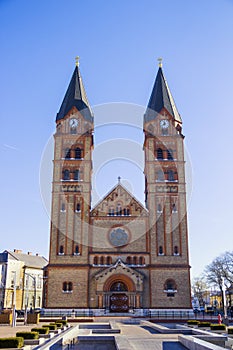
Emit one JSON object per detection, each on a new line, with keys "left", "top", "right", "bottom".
{"left": 0, "top": 250, "right": 48, "bottom": 311}
{"left": 45, "top": 59, "right": 191, "bottom": 312}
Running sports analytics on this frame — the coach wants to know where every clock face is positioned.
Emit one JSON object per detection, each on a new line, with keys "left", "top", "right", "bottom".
{"left": 69, "top": 118, "right": 78, "bottom": 128}
{"left": 160, "top": 119, "right": 169, "bottom": 128}
{"left": 109, "top": 228, "right": 128, "bottom": 247}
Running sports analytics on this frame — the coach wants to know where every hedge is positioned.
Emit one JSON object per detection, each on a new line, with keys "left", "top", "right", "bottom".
{"left": 0, "top": 337, "right": 24, "bottom": 348}
{"left": 198, "top": 322, "right": 211, "bottom": 327}
{"left": 54, "top": 322, "right": 62, "bottom": 328}
{"left": 16, "top": 331, "right": 39, "bottom": 339}
{"left": 187, "top": 320, "right": 200, "bottom": 325}
{"left": 31, "top": 327, "right": 49, "bottom": 334}
{"left": 58, "top": 319, "right": 68, "bottom": 325}
{"left": 228, "top": 327, "right": 233, "bottom": 334}
{"left": 210, "top": 324, "right": 226, "bottom": 330}
{"left": 42, "top": 324, "right": 57, "bottom": 330}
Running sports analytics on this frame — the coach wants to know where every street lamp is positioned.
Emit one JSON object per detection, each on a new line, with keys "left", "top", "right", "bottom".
{"left": 24, "top": 273, "right": 36, "bottom": 325}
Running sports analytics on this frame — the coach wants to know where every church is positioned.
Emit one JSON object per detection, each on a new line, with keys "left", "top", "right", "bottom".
{"left": 45, "top": 58, "right": 191, "bottom": 313}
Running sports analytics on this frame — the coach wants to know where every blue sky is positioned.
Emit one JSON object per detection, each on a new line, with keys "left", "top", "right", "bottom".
{"left": 1, "top": 0, "right": 233, "bottom": 279}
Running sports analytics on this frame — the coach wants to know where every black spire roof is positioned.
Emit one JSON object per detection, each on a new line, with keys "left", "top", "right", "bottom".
{"left": 56, "top": 63, "right": 93, "bottom": 122}
{"left": 144, "top": 66, "right": 181, "bottom": 123}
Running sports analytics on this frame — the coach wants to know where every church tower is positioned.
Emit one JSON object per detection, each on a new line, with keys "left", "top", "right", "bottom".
{"left": 46, "top": 58, "right": 94, "bottom": 308}
{"left": 144, "top": 61, "right": 191, "bottom": 308}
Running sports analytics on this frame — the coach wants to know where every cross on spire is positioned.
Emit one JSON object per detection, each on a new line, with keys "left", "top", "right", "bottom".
{"left": 118, "top": 176, "right": 121, "bottom": 183}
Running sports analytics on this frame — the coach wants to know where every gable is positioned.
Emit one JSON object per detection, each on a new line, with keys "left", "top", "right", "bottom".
{"left": 91, "top": 184, "right": 148, "bottom": 217}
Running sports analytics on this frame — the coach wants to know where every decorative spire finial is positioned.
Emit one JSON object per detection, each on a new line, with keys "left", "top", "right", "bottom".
{"left": 75, "top": 56, "right": 80, "bottom": 67}
{"left": 118, "top": 176, "right": 121, "bottom": 183}
{"left": 158, "top": 57, "right": 163, "bottom": 68}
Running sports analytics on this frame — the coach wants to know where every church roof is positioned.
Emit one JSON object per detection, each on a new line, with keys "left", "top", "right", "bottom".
{"left": 144, "top": 66, "right": 182, "bottom": 123}
{"left": 56, "top": 62, "right": 93, "bottom": 123}
{"left": 91, "top": 180, "right": 148, "bottom": 216}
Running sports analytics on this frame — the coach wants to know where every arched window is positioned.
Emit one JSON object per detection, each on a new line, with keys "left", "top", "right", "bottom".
{"left": 100, "top": 256, "right": 104, "bottom": 265}
{"left": 108, "top": 207, "right": 114, "bottom": 216}
{"left": 174, "top": 246, "right": 179, "bottom": 255}
{"left": 157, "top": 148, "right": 163, "bottom": 160}
{"left": 68, "top": 282, "right": 73, "bottom": 292}
{"left": 164, "top": 279, "right": 177, "bottom": 297}
{"left": 74, "top": 169, "right": 80, "bottom": 181}
{"left": 59, "top": 245, "right": 64, "bottom": 255}
{"left": 75, "top": 148, "right": 82, "bottom": 159}
{"left": 172, "top": 203, "right": 177, "bottom": 213}
{"left": 157, "top": 170, "right": 164, "bottom": 182}
{"left": 70, "top": 127, "right": 77, "bottom": 134}
{"left": 116, "top": 204, "right": 122, "bottom": 216}
{"left": 133, "top": 256, "right": 137, "bottom": 265}
{"left": 64, "top": 148, "right": 71, "bottom": 159}
{"left": 167, "top": 149, "right": 173, "bottom": 160}
{"left": 126, "top": 256, "right": 131, "bottom": 265}
{"left": 63, "top": 169, "right": 70, "bottom": 181}
{"left": 139, "top": 256, "right": 145, "bottom": 265}
{"left": 158, "top": 246, "right": 164, "bottom": 255}
{"left": 167, "top": 170, "right": 175, "bottom": 181}
{"left": 123, "top": 208, "right": 130, "bottom": 216}
{"left": 74, "top": 245, "right": 79, "bottom": 255}
{"left": 106, "top": 256, "right": 112, "bottom": 265}
{"left": 76, "top": 203, "right": 81, "bottom": 212}
{"left": 61, "top": 203, "right": 66, "bottom": 212}
{"left": 62, "top": 282, "right": 67, "bottom": 291}
{"left": 110, "top": 282, "right": 128, "bottom": 291}
{"left": 157, "top": 203, "right": 162, "bottom": 213}
{"left": 93, "top": 256, "right": 98, "bottom": 265}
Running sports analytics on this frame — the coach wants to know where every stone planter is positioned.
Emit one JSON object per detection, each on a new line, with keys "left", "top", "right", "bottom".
{"left": 39, "top": 333, "right": 52, "bottom": 339}
{"left": 23, "top": 338, "right": 44, "bottom": 346}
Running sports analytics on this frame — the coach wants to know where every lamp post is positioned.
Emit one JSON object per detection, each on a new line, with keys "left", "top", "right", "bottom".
{"left": 24, "top": 273, "right": 36, "bottom": 325}
{"left": 11, "top": 271, "right": 16, "bottom": 327}
{"left": 222, "top": 278, "right": 229, "bottom": 325}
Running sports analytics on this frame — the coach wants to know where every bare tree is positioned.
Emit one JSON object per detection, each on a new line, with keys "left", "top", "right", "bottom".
{"left": 192, "top": 277, "right": 208, "bottom": 306}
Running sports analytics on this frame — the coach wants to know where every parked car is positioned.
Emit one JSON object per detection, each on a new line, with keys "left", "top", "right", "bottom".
{"left": 15, "top": 310, "right": 25, "bottom": 317}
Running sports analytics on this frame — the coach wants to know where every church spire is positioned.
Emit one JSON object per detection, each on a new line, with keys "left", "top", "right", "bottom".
{"left": 144, "top": 61, "right": 182, "bottom": 123}
{"left": 56, "top": 58, "right": 93, "bottom": 122}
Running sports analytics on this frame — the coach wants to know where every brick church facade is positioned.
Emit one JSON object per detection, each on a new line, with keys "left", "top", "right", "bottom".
{"left": 45, "top": 59, "right": 191, "bottom": 312}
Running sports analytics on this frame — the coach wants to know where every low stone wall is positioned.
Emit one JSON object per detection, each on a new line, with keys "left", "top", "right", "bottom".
{"left": 179, "top": 335, "right": 227, "bottom": 350}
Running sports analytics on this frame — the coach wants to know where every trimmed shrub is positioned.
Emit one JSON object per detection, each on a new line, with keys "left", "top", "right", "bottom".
{"left": 198, "top": 321, "right": 211, "bottom": 327}
{"left": 0, "top": 337, "right": 24, "bottom": 348}
{"left": 210, "top": 324, "right": 226, "bottom": 330}
{"left": 228, "top": 327, "right": 233, "bottom": 334}
{"left": 16, "top": 331, "right": 39, "bottom": 339}
{"left": 54, "top": 322, "right": 62, "bottom": 328}
{"left": 59, "top": 319, "right": 68, "bottom": 325}
{"left": 187, "top": 320, "right": 200, "bottom": 325}
{"left": 42, "top": 324, "right": 57, "bottom": 331}
{"left": 31, "top": 327, "right": 49, "bottom": 335}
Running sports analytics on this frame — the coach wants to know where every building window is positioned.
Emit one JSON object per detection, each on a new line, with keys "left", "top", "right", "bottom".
{"left": 74, "top": 169, "right": 80, "bottom": 181}
{"left": 76, "top": 203, "right": 81, "bottom": 212}
{"left": 167, "top": 149, "right": 173, "bottom": 160}
{"left": 106, "top": 256, "right": 112, "bottom": 265}
{"left": 157, "top": 170, "right": 165, "bottom": 182}
{"left": 157, "top": 148, "right": 163, "bottom": 160}
{"left": 126, "top": 256, "right": 132, "bottom": 265}
{"left": 158, "top": 246, "right": 164, "bottom": 255}
{"left": 60, "top": 203, "right": 66, "bottom": 212}
{"left": 108, "top": 208, "right": 114, "bottom": 216}
{"left": 161, "top": 127, "right": 168, "bottom": 136}
{"left": 173, "top": 246, "right": 179, "bottom": 255}
{"left": 157, "top": 203, "right": 162, "bottom": 213}
{"left": 62, "top": 281, "right": 73, "bottom": 293}
{"left": 59, "top": 245, "right": 64, "bottom": 255}
{"left": 133, "top": 256, "right": 137, "bottom": 265}
{"left": 116, "top": 204, "right": 122, "bottom": 216}
{"left": 164, "top": 279, "right": 177, "bottom": 297}
{"left": 123, "top": 208, "right": 130, "bottom": 216}
{"left": 139, "top": 256, "right": 145, "bottom": 265}
{"left": 167, "top": 170, "right": 175, "bottom": 182}
{"left": 70, "top": 127, "right": 77, "bottom": 134}
{"left": 93, "top": 256, "right": 98, "bottom": 265}
{"left": 172, "top": 203, "right": 177, "bottom": 213}
{"left": 100, "top": 256, "right": 104, "bottom": 265}
{"left": 63, "top": 169, "right": 70, "bottom": 181}
{"left": 64, "top": 148, "right": 71, "bottom": 159}
{"left": 75, "top": 148, "right": 82, "bottom": 159}
{"left": 74, "top": 245, "right": 79, "bottom": 255}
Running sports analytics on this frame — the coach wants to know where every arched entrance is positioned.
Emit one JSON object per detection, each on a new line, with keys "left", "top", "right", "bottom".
{"left": 109, "top": 281, "right": 129, "bottom": 312}
{"left": 95, "top": 259, "right": 144, "bottom": 312}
